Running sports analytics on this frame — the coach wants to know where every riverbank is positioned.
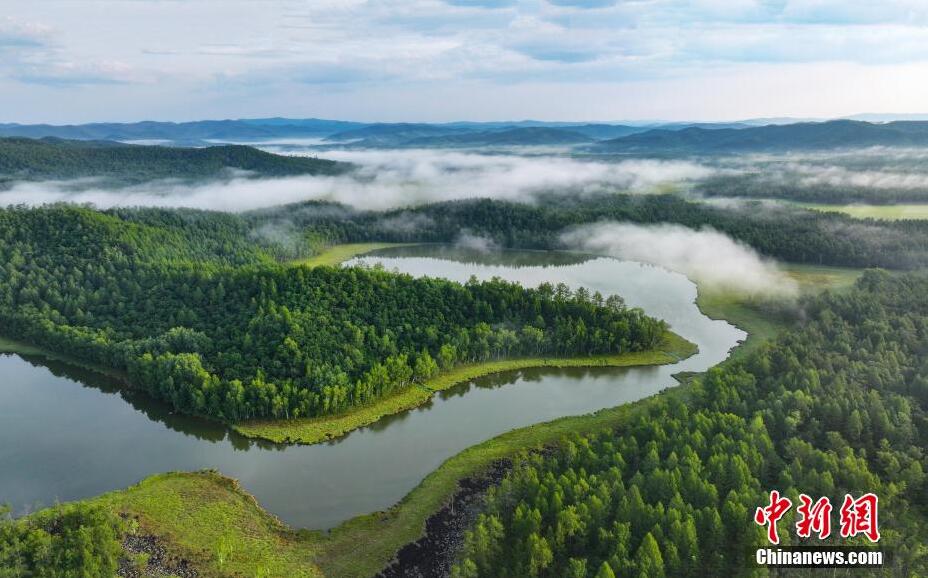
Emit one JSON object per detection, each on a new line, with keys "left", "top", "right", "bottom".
{"left": 695, "top": 263, "right": 862, "bottom": 362}
{"left": 83, "top": 346, "right": 702, "bottom": 578}
{"left": 8, "top": 254, "right": 863, "bottom": 578}
{"left": 233, "top": 331, "right": 695, "bottom": 445}
{"left": 291, "top": 243, "right": 415, "bottom": 267}
{"left": 0, "top": 335, "right": 128, "bottom": 382}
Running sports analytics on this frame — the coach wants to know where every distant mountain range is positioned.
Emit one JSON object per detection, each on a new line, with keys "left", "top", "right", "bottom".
{"left": 592, "top": 120, "right": 928, "bottom": 153}
{"left": 0, "top": 119, "right": 367, "bottom": 144}
{"left": 0, "top": 117, "right": 762, "bottom": 148}
{"left": 0, "top": 137, "right": 348, "bottom": 185}
{"left": 5, "top": 117, "right": 928, "bottom": 153}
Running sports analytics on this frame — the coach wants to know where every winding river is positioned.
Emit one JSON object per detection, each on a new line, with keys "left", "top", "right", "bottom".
{"left": 0, "top": 247, "right": 744, "bottom": 529}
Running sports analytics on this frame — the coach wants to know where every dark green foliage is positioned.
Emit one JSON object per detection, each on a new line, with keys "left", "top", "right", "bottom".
{"left": 255, "top": 194, "right": 928, "bottom": 269}
{"left": 0, "top": 205, "right": 665, "bottom": 422}
{"left": 453, "top": 271, "right": 928, "bottom": 577}
{"left": 0, "top": 504, "right": 123, "bottom": 578}
{"left": 0, "top": 137, "right": 347, "bottom": 186}
{"left": 697, "top": 173, "right": 928, "bottom": 205}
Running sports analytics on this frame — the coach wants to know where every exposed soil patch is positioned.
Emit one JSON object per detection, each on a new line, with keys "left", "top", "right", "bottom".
{"left": 376, "top": 459, "right": 512, "bottom": 578}
{"left": 118, "top": 529, "right": 199, "bottom": 578}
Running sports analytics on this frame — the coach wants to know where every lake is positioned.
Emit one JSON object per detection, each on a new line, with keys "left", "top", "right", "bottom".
{"left": 0, "top": 247, "right": 744, "bottom": 529}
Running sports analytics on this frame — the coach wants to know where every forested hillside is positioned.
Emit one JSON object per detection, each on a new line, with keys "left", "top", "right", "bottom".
{"left": 697, "top": 173, "right": 928, "bottom": 205}
{"left": 250, "top": 194, "right": 928, "bottom": 269}
{"left": 0, "top": 137, "right": 347, "bottom": 186}
{"left": 0, "top": 205, "right": 666, "bottom": 422}
{"left": 453, "top": 271, "right": 928, "bottom": 577}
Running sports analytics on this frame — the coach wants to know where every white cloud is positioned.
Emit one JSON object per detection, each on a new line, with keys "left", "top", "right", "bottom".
{"left": 0, "top": 148, "right": 714, "bottom": 211}
{"left": 563, "top": 222, "right": 799, "bottom": 298}
{"left": 4, "top": 0, "right": 928, "bottom": 121}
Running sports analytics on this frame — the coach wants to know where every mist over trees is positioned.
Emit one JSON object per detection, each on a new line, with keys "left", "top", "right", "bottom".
{"left": 251, "top": 193, "right": 928, "bottom": 270}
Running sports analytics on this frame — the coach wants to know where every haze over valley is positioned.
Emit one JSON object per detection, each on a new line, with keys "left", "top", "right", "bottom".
{"left": 4, "top": 2, "right": 928, "bottom": 577}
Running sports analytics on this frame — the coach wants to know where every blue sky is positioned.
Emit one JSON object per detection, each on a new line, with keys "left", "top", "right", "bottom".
{"left": 3, "top": 0, "right": 928, "bottom": 123}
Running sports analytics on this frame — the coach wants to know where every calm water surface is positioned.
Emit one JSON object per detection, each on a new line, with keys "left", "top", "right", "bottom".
{"left": 0, "top": 247, "right": 744, "bottom": 529}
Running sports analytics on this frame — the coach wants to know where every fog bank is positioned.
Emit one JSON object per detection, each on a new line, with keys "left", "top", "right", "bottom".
{"left": 0, "top": 148, "right": 714, "bottom": 211}
{"left": 563, "top": 222, "right": 798, "bottom": 298}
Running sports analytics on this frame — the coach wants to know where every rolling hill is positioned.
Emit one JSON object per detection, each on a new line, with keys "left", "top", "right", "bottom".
{"left": 0, "top": 137, "right": 349, "bottom": 185}
{"left": 0, "top": 118, "right": 366, "bottom": 143}
{"left": 594, "top": 119, "right": 928, "bottom": 153}
{"left": 402, "top": 127, "right": 594, "bottom": 147}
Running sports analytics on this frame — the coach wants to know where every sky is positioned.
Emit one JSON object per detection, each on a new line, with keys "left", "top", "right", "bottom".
{"left": 4, "top": 0, "right": 928, "bottom": 124}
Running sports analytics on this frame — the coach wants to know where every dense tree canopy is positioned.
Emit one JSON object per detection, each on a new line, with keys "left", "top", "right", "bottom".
{"left": 696, "top": 173, "right": 928, "bottom": 205}
{"left": 453, "top": 271, "right": 928, "bottom": 577}
{"left": 0, "top": 137, "right": 347, "bottom": 187}
{"left": 0, "top": 504, "right": 123, "bottom": 578}
{"left": 0, "top": 205, "right": 665, "bottom": 422}
{"left": 251, "top": 194, "right": 928, "bottom": 270}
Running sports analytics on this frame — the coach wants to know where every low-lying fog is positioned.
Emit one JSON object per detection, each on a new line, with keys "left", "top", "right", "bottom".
{"left": 0, "top": 147, "right": 714, "bottom": 212}
{"left": 563, "top": 223, "right": 799, "bottom": 299}
{"left": 5, "top": 144, "right": 928, "bottom": 213}
{"left": 1, "top": 143, "right": 923, "bottom": 299}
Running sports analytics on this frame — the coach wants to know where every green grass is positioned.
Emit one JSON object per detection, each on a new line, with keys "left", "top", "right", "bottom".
{"left": 795, "top": 202, "right": 928, "bottom": 221}
{"left": 782, "top": 263, "right": 863, "bottom": 293}
{"left": 93, "top": 471, "right": 324, "bottom": 578}
{"left": 0, "top": 336, "right": 45, "bottom": 356}
{"left": 91, "top": 378, "right": 689, "bottom": 578}
{"left": 695, "top": 263, "right": 863, "bottom": 362}
{"left": 11, "top": 259, "right": 867, "bottom": 578}
{"left": 81, "top": 334, "right": 697, "bottom": 578}
{"left": 234, "top": 332, "right": 695, "bottom": 444}
{"left": 291, "top": 243, "right": 413, "bottom": 268}
{"left": 234, "top": 386, "right": 434, "bottom": 444}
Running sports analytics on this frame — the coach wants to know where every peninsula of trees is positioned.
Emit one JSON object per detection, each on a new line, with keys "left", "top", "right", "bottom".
{"left": 0, "top": 205, "right": 666, "bottom": 422}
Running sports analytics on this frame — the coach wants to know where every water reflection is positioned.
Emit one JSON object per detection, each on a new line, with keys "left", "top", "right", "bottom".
{"left": 1, "top": 247, "right": 744, "bottom": 529}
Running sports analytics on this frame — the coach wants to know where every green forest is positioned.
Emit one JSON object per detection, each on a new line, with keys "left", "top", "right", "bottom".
{"left": 0, "top": 137, "right": 347, "bottom": 186}
{"left": 250, "top": 194, "right": 928, "bottom": 269}
{"left": 696, "top": 173, "right": 928, "bottom": 205}
{"left": 452, "top": 271, "right": 928, "bottom": 577}
{"left": 0, "top": 504, "right": 124, "bottom": 578}
{"left": 0, "top": 205, "right": 666, "bottom": 422}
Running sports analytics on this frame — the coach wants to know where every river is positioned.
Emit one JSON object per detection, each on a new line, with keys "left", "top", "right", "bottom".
{"left": 0, "top": 247, "right": 744, "bottom": 529}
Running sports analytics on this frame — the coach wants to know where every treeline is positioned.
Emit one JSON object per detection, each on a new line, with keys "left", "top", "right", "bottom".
{"left": 0, "top": 137, "right": 347, "bottom": 186}
{"left": 696, "top": 173, "right": 928, "bottom": 205}
{"left": 0, "top": 205, "right": 666, "bottom": 422}
{"left": 0, "top": 503, "right": 124, "bottom": 577}
{"left": 249, "top": 194, "right": 928, "bottom": 269}
{"left": 453, "top": 270, "right": 928, "bottom": 577}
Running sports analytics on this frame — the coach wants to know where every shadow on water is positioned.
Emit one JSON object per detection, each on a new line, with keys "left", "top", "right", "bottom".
{"left": 2, "top": 247, "right": 744, "bottom": 529}
{"left": 10, "top": 352, "right": 286, "bottom": 452}
{"left": 366, "top": 245, "right": 595, "bottom": 268}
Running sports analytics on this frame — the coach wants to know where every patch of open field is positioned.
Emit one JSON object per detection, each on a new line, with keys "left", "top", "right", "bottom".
{"left": 696, "top": 263, "right": 863, "bottom": 362}
{"left": 291, "top": 243, "right": 414, "bottom": 268}
{"left": 796, "top": 202, "right": 928, "bottom": 221}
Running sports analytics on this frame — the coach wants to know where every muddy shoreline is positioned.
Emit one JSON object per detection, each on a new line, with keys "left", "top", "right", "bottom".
{"left": 376, "top": 459, "right": 512, "bottom": 578}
